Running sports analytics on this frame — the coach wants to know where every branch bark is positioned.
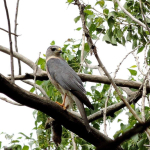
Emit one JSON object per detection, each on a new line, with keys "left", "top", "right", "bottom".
{"left": 97, "top": 118, "right": 150, "bottom": 150}
{"left": 6, "top": 72, "right": 150, "bottom": 93}
{"left": 0, "top": 74, "right": 122, "bottom": 149}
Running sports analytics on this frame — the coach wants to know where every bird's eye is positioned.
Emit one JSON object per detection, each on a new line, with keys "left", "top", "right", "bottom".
{"left": 51, "top": 48, "right": 56, "bottom": 51}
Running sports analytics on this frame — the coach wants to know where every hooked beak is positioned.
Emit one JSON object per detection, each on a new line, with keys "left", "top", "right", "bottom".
{"left": 57, "top": 47, "right": 62, "bottom": 53}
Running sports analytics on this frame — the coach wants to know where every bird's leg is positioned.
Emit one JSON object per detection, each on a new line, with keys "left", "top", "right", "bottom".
{"left": 56, "top": 93, "right": 67, "bottom": 110}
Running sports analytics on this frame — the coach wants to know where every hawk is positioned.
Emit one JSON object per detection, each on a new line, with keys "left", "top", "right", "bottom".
{"left": 46, "top": 45, "right": 94, "bottom": 132}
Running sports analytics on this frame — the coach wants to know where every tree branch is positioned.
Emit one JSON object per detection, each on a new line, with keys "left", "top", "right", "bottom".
{"left": 14, "top": 0, "right": 21, "bottom": 75}
{"left": 0, "top": 74, "right": 123, "bottom": 149}
{"left": 22, "top": 80, "right": 49, "bottom": 98}
{"left": 0, "top": 96, "right": 22, "bottom": 106}
{"left": 0, "top": 45, "right": 43, "bottom": 74}
{"left": 88, "top": 90, "right": 142, "bottom": 122}
{"left": 3, "top": 0, "right": 15, "bottom": 83}
{"left": 0, "top": 27, "right": 19, "bottom": 36}
{"left": 96, "top": 118, "right": 150, "bottom": 150}
{"left": 6, "top": 72, "right": 150, "bottom": 93}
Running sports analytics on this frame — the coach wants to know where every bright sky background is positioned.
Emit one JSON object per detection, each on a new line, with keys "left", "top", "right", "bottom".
{"left": 0, "top": 0, "right": 142, "bottom": 148}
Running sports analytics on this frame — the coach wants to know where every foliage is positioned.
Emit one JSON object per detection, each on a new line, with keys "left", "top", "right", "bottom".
{"left": 1, "top": 0, "right": 150, "bottom": 149}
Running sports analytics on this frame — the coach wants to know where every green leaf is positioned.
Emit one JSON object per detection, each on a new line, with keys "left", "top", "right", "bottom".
{"left": 128, "top": 69, "right": 137, "bottom": 76}
{"left": 84, "top": 10, "right": 93, "bottom": 15}
{"left": 111, "top": 36, "right": 117, "bottom": 45}
{"left": 11, "top": 140, "right": 20, "bottom": 143}
{"left": 89, "top": 23, "right": 96, "bottom": 33}
{"left": 122, "top": 36, "right": 125, "bottom": 46}
{"left": 74, "top": 16, "right": 80, "bottom": 23}
{"left": 67, "top": 0, "right": 73, "bottom": 4}
{"left": 0, "top": 141, "right": 1, "bottom": 149}
{"left": 132, "top": 39, "right": 137, "bottom": 49}
{"left": 137, "top": 46, "right": 144, "bottom": 53}
{"left": 103, "top": 8, "right": 109, "bottom": 15}
{"left": 146, "top": 17, "right": 150, "bottom": 23}
{"left": 118, "top": 119, "right": 122, "bottom": 122}
{"left": 76, "top": 27, "right": 82, "bottom": 31}
{"left": 103, "top": 33, "right": 111, "bottom": 43}
{"left": 108, "top": 17, "right": 115, "bottom": 29}
{"left": 130, "top": 65, "right": 137, "bottom": 68}
{"left": 132, "top": 134, "right": 138, "bottom": 143}
{"left": 19, "top": 132, "right": 31, "bottom": 140}
{"left": 126, "top": 32, "right": 132, "bottom": 41}
{"left": 50, "top": 40, "right": 55, "bottom": 45}
{"left": 30, "top": 87, "right": 35, "bottom": 93}
{"left": 95, "top": 17, "right": 103, "bottom": 27}
{"left": 117, "top": 29, "right": 123, "bottom": 39}
{"left": 137, "top": 139, "right": 144, "bottom": 149}
{"left": 84, "top": 43, "right": 90, "bottom": 52}
{"left": 22, "top": 145, "right": 29, "bottom": 150}
{"left": 96, "top": 0, "right": 105, "bottom": 7}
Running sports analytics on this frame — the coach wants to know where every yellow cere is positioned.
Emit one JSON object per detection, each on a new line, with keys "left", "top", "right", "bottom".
{"left": 58, "top": 47, "right": 61, "bottom": 51}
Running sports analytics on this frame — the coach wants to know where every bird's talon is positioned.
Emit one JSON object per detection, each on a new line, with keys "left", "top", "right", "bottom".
{"left": 56, "top": 102, "right": 66, "bottom": 110}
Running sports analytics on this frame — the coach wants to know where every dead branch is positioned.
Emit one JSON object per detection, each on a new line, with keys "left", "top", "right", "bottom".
{"left": 22, "top": 80, "right": 49, "bottom": 98}
{"left": 14, "top": 0, "right": 21, "bottom": 75}
{"left": 0, "top": 45, "right": 43, "bottom": 74}
{"left": 0, "top": 96, "right": 22, "bottom": 106}
{"left": 3, "top": 0, "right": 15, "bottom": 83}
{"left": 0, "top": 27, "right": 19, "bottom": 36}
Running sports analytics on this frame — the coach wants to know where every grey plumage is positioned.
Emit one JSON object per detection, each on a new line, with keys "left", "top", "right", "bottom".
{"left": 46, "top": 45, "right": 94, "bottom": 132}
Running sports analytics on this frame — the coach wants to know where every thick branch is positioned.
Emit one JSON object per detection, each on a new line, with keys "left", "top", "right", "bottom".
{"left": 7, "top": 73, "right": 150, "bottom": 93}
{"left": 88, "top": 90, "right": 142, "bottom": 122}
{"left": 97, "top": 119, "right": 150, "bottom": 150}
{"left": 0, "top": 74, "right": 122, "bottom": 149}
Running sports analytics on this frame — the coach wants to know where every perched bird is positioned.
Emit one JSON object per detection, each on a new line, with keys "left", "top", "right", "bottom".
{"left": 46, "top": 45, "right": 94, "bottom": 132}
{"left": 45, "top": 117, "right": 62, "bottom": 147}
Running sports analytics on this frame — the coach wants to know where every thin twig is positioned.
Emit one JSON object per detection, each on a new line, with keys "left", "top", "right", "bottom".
{"left": 103, "top": 86, "right": 112, "bottom": 136}
{"left": 144, "top": 41, "right": 150, "bottom": 71}
{"left": 71, "top": 132, "right": 77, "bottom": 150}
{"left": 3, "top": 0, "right": 15, "bottom": 83}
{"left": 34, "top": 52, "right": 41, "bottom": 94}
{"left": 0, "top": 27, "right": 19, "bottom": 36}
{"left": 0, "top": 96, "right": 22, "bottom": 106}
{"left": 132, "top": 52, "right": 146, "bottom": 76}
{"left": 103, "top": 47, "right": 137, "bottom": 135}
{"left": 114, "top": 47, "right": 139, "bottom": 79}
{"left": 14, "top": 0, "right": 21, "bottom": 75}
{"left": 22, "top": 80, "right": 49, "bottom": 98}
{"left": 81, "top": 31, "right": 85, "bottom": 65}
{"left": 78, "top": 31, "right": 85, "bottom": 73}
{"left": 0, "top": 45, "right": 43, "bottom": 74}
{"left": 141, "top": 79, "right": 147, "bottom": 122}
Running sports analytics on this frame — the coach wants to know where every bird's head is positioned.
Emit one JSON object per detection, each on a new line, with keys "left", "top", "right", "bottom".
{"left": 46, "top": 45, "right": 62, "bottom": 59}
